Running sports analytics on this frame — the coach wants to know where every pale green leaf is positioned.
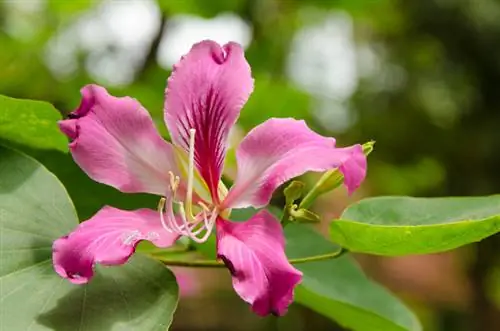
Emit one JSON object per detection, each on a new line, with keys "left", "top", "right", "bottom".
{"left": 331, "top": 196, "right": 500, "bottom": 255}
{"left": 0, "top": 95, "right": 67, "bottom": 152}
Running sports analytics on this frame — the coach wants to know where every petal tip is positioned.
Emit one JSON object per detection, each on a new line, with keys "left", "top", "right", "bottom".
{"left": 75, "top": 84, "right": 101, "bottom": 117}
{"left": 216, "top": 213, "right": 301, "bottom": 317}
{"left": 59, "top": 84, "right": 105, "bottom": 140}
{"left": 52, "top": 237, "right": 94, "bottom": 285}
{"left": 58, "top": 118, "right": 77, "bottom": 140}
{"left": 252, "top": 268, "right": 303, "bottom": 317}
{"left": 341, "top": 143, "right": 367, "bottom": 194}
{"left": 52, "top": 207, "right": 179, "bottom": 285}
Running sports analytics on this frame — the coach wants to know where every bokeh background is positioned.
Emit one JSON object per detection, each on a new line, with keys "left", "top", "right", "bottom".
{"left": 1, "top": 0, "right": 500, "bottom": 330}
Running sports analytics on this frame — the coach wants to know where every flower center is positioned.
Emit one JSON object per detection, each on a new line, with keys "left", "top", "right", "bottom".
{"left": 157, "top": 129, "right": 218, "bottom": 243}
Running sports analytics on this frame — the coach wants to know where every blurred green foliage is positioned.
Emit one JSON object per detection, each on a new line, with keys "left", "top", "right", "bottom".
{"left": 1, "top": 0, "right": 500, "bottom": 330}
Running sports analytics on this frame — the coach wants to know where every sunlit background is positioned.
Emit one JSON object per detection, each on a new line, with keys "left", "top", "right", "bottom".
{"left": 1, "top": 0, "right": 500, "bottom": 330}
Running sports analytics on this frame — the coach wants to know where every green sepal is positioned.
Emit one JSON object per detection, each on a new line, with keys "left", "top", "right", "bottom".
{"left": 284, "top": 180, "right": 305, "bottom": 205}
{"left": 290, "top": 208, "right": 321, "bottom": 223}
{"left": 300, "top": 141, "right": 375, "bottom": 209}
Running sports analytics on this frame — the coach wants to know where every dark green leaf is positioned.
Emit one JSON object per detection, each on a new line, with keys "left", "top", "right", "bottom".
{"left": 0, "top": 145, "right": 178, "bottom": 330}
{"left": 1, "top": 142, "right": 157, "bottom": 221}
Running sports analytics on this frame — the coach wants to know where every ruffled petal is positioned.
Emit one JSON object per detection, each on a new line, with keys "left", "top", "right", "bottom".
{"left": 53, "top": 207, "right": 178, "bottom": 284}
{"left": 60, "top": 84, "right": 180, "bottom": 196}
{"left": 216, "top": 210, "right": 302, "bottom": 316}
{"left": 223, "top": 118, "right": 367, "bottom": 209}
{"left": 164, "top": 40, "right": 254, "bottom": 202}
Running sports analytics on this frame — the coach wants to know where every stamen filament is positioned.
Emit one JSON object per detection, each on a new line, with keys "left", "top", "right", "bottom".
{"left": 158, "top": 197, "right": 172, "bottom": 233}
{"left": 157, "top": 131, "right": 217, "bottom": 244}
{"left": 185, "top": 128, "right": 196, "bottom": 219}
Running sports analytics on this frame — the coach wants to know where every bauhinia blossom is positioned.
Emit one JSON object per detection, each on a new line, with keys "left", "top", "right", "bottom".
{"left": 53, "top": 40, "right": 367, "bottom": 316}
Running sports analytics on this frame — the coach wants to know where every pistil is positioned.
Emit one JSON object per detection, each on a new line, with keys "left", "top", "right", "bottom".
{"left": 157, "top": 128, "right": 218, "bottom": 243}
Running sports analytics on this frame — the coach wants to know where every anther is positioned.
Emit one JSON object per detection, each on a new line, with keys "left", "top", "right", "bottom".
{"left": 168, "top": 171, "right": 180, "bottom": 192}
{"left": 156, "top": 128, "right": 217, "bottom": 243}
{"left": 157, "top": 197, "right": 166, "bottom": 212}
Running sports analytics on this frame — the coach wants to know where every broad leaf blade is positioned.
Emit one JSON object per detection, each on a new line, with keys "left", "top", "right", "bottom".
{"left": 331, "top": 196, "right": 500, "bottom": 255}
{"left": 2, "top": 256, "right": 178, "bottom": 331}
{"left": 0, "top": 95, "right": 67, "bottom": 152}
{"left": 0, "top": 145, "right": 178, "bottom": 331}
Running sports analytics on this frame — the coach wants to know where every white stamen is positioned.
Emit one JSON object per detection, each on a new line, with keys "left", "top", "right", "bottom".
{"left": 198, "top": 201, "right": 211, "bottom": 212}
{"left": 158, "top": 197, "right": 172, "bottom": 233}
{"left": 158, "top": 195, "right": 217, "bottom": 243}
{"left": 156, "top": 128, "right": 217, "bottom": 243}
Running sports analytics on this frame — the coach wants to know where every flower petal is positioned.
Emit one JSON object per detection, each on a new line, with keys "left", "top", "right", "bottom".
{"left": 164, "top": 40, "right": 254, "bottom": 202}
{"left": 60, "top": 84, "right": 180, "bottom": 196}
{"left": 216, "top": 210, "right": 302, "bottom": 316}
{"left": 171, "top": 267, "right": 200, "bottom": 298}
{"left": 223, "top": 118, "right": 366, "bottom": 209}
{"left": 53, "top": 207, "right": 178, "bottom": 284}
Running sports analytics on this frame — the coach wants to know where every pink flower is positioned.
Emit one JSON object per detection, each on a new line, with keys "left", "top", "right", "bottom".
{"left": 53, "top": 40, "right": 367, "bottom": 316}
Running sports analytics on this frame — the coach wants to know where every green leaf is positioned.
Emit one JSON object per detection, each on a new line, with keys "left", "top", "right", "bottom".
{"left": 331, "top": 196, "right": 500, "bottom": 255}
{"left": 1, "top": 142, "right": 158, "bottom": 221}
{"left": 207, "top": 208, "right": 420, "bottom": 331}
{"left": 286, "top": 224, "right": 421, "bottom": 331}
{"left": 0, "top": 94, "right": 67, "bottom": 152}
{"left": 0, "top": 145, "right": 178, "bottom": 330}
{"left": 0, "top": 96, "right": 157, "bottom": 220}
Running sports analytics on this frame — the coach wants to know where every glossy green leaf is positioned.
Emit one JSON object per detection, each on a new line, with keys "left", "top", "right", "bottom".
{"left": 0, "top": 94, "right": 67, "bottom": 152}
{"left": 206, "top": 208, "right": 421, "bottom": 331}
{"left": 0, "top": 145, "right": 178, "bottom": 331}
{"left": 331, "top": 196, "right": 500, "bottom": 255}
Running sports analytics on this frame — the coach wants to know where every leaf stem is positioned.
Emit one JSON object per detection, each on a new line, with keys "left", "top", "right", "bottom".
{"left": 154, "top": 248, "right": 347, "bottom": 268}
{"left": 139, "top": 245, "right": 192, "bottom": 255}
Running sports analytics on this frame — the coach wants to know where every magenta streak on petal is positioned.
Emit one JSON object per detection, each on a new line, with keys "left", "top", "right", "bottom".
{"left": 178, "top": 85, "right": 229, "bottom": 202}
{"left": 52, "top": 207, "right": 179, "bottom": 284}
{"left": 222, "top": 118, "right": 367, "bottom": 209}
{"left": 59, "top": 84, "right": 181, "bottom": 196}
{"left": 164, "top": 40, "right": 254, "bottom": 203}
{"left": 216, "top": 211, "right": 302, "bottom": 316}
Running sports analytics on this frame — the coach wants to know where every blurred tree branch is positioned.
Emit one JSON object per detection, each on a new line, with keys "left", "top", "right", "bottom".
{"left": 135, "top": 13, "right": 167, "bottom": 82}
